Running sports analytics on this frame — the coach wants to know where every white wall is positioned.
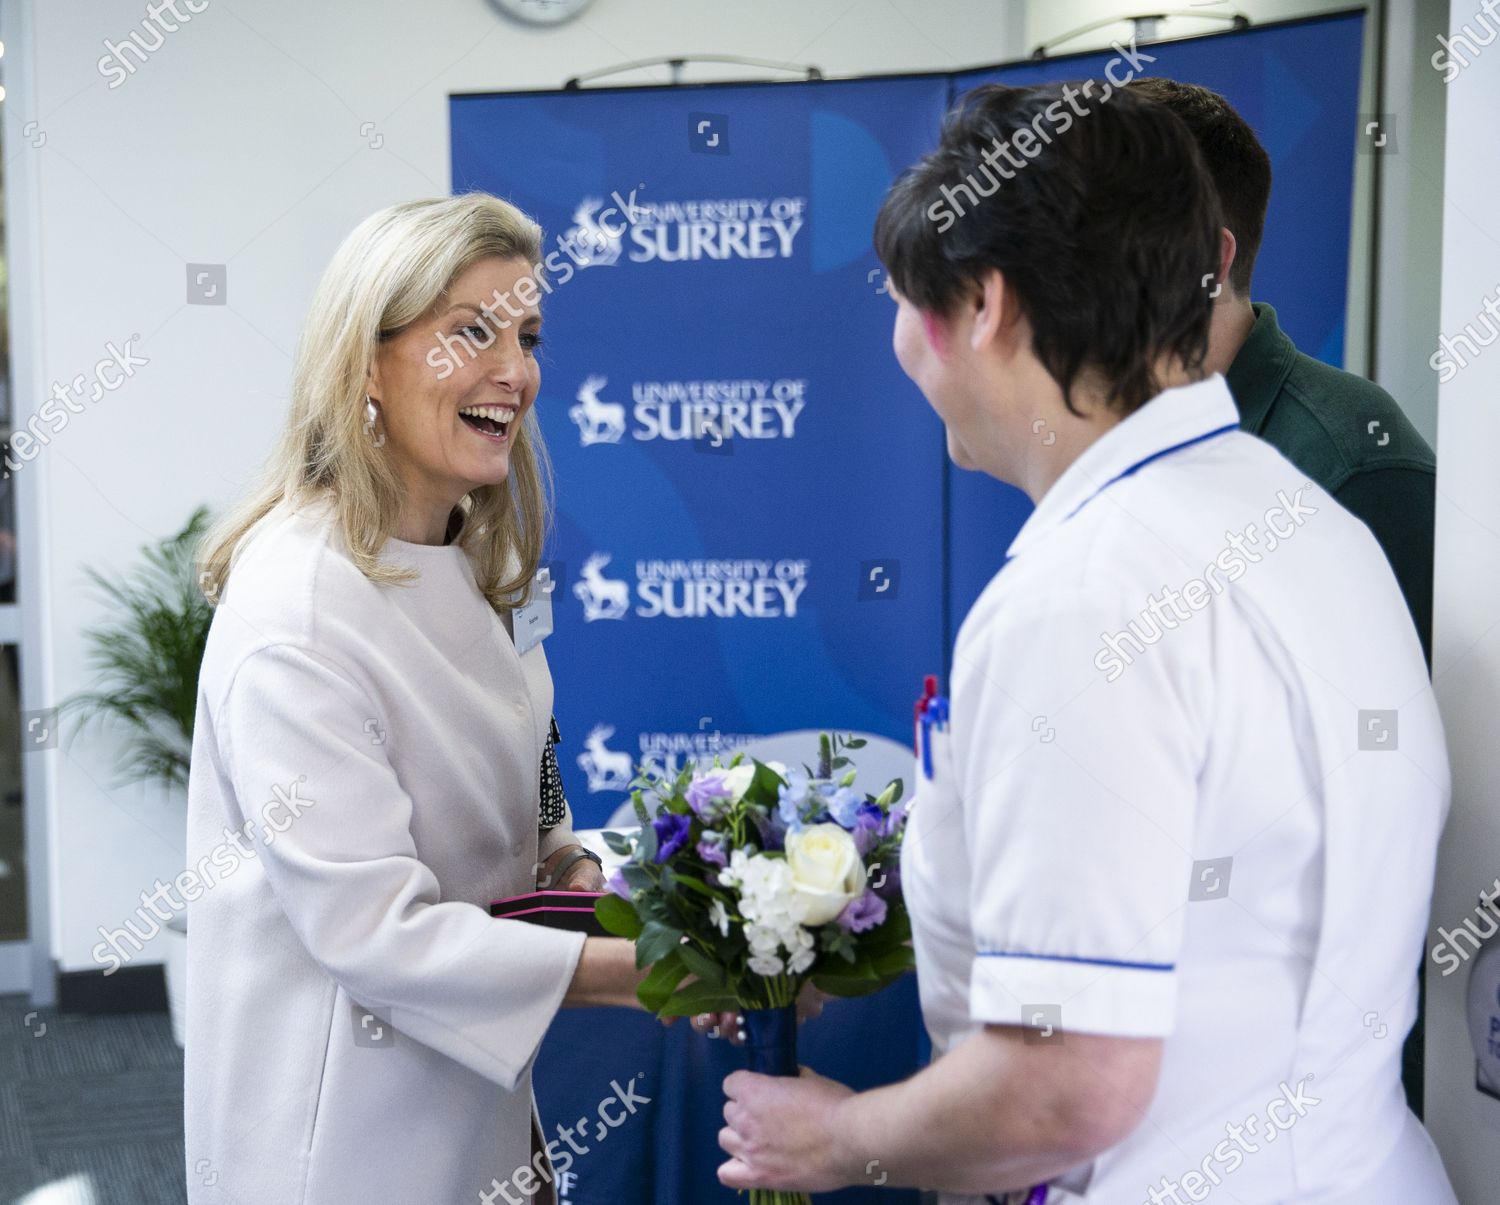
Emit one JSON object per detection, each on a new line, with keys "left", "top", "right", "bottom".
{"left": 2, "top": 0, "right": 1027, "bottom": 980}
{"left": 1425, "top": 2, "right": 1500, "bottom": 1197}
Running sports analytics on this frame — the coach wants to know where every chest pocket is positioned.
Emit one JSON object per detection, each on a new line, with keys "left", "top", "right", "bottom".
{"left": 902, "top": 715, "right": 967, "bottom": 927}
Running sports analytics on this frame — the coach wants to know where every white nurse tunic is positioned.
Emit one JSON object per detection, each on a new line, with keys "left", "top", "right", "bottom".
{"left": 902, "top": 375, "right": 1456, "bottom": 1203}
{"left": 184, "top": 492, "right": 587, "bottom": 1205}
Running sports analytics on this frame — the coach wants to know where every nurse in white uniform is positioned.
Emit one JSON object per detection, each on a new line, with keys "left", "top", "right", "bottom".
{"left": 185, "top": 195, "right": 648, "bottom": 1205}
{"left": 718, "top": 82, "right": 1457, "bottom": 1203}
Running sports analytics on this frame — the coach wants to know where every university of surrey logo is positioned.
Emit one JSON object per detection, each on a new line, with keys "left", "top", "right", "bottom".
{"left": 574, "top": 552, "right": 631, "bottom": 622}
{"left": 577, "top": 724, "right": 634, "bottom": 793}
{"left": 560, "top": 198, "right": 625, "bottom": 269}
{"left": 568, "top": 375, "right": 626, "bottom": 446}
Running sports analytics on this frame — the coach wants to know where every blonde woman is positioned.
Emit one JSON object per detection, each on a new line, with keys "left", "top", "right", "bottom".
{"left": 184, "top": 194, "right": 647, "bottom": 1205}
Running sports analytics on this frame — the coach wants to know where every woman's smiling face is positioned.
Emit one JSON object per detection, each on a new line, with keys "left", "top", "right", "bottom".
{"left": 367, "top": 255, "right": 544, "bottom": 524}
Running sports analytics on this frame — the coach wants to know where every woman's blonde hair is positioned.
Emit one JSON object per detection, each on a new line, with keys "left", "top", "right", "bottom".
{"left": 198, "top": 192, "right": 553, "bottom": 613}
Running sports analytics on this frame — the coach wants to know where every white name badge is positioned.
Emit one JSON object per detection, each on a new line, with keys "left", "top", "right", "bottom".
{"left": 511, "top": 567, "right": 555, "bottom": 657}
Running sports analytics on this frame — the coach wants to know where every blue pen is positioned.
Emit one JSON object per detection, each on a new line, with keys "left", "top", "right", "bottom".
{"left": 918, "top": 687, "right": 949, "bottom": 780}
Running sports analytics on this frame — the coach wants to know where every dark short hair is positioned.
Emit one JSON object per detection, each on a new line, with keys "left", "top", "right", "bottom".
{"left": 874, "top": 82, "right": 1222, "bottom": 417}
{"left": 1125, "top": 77, "right": 1272, "bottom": 294}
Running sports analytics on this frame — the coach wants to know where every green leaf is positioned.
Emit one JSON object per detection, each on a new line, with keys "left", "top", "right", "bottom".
{"left": 658, "top": 978, "right": 744, "bottom": 1017}
{"left": 635, "top": 921, "right": 683, "bottom": 968}
{"left": 632, "top": 791, "right": 651, "bottom": 824}
{"left": 812, "top": 969, "right": 904, "bottom": 999}
{"left": 620, "top": 863, "right": 654, "bottom": 893}
{"left": 748, "top": 759, "right": 788, "bottom": 799}
{"left": 601, "top": 829, "right": 635, "bottom": 856}
{"left": 844, "top": 737, "right": 868, "bottom": 749}
{"left": 636, "top": 819, "right": 659, "bottom": 863}
{"left": 676, "top": 943, "right": 727, "bottom": 986}
{"left": 670, "top": 873, "right": 718, "bottom": 898}
{"left": 871, "top": 946, "right": 916, "bottom": 977}
{"left": 594, "top": 893, "right": 643, "bottom": 939}
{"left": 637, "top": 950, "right": 689, "bottom": 1013}
{"left": 830, "top": 757, "right": 851, "bottom": 770}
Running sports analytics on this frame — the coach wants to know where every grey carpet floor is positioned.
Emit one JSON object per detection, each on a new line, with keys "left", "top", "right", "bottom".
{"left": 0, "top": 993, "right": 185, "bottom": 1205}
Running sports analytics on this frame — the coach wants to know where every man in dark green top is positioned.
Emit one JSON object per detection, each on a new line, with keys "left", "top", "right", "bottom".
{"left": 1127, "top": 76, "right": 1437, "bottom": 1120}
{"left": 1128, "top": 78, "right": 1436, "bottom": 668}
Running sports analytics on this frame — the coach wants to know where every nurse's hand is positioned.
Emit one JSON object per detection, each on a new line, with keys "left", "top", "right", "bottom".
{"left": 718, "top": 1065, "right": 856, "bottom": 1193}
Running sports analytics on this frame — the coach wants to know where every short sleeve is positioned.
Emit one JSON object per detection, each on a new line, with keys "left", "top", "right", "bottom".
{"left": 953, "top": 591, "right": 1205, "bottom": 1038}
{"left": 218, "top": 641, "right": 586, "bottom": 1091}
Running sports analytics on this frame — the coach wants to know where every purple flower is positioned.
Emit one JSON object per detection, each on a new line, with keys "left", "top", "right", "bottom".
{"left": 685, "top": 771, "right": 734, "bottom": 819}
{"left": 696, "top": 834, "right": 729, "bottom": 868}
{"left": 652, "top": 812, "right": 692, "bottom": 863}
{"left": 837, "top": 890, "right": 888, "bottom": 934}
{"left": 606, "top": 870, "right": 630, "bottom": 899}
{"left": 880, "top": 800, "right": 909, "bottom": 837}
{"left": 852, "top": 803, "right": 884, "bottom": 855}
{"left": 871, "top": 859, "right": 902, "bottom": 900}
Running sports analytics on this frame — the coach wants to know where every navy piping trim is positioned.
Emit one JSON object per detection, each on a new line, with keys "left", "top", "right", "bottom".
{"left": 1062, "top": 421, "right": 1239, "bottom": 523}
{"left": 977, "top": 949, "right": 1175, "bottom": 972}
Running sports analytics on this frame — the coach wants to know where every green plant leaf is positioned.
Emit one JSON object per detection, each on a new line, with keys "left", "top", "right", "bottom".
{"left": 676, "top": 943, "right": 727, "bottom": 986}
{"left": 594, "top": 893, "right": 642, "bottom": 939}
{"left": 658, "top": 978, "right": 744, "bottom": 1017}
{"left": 635, "top": 921, "right": 683, "bottom": 968}
{"left": 601, "top": 829, "right": 634, "bottom": 856}
{"left": 637, "top": 950, "right": 689, "bottom": 1013}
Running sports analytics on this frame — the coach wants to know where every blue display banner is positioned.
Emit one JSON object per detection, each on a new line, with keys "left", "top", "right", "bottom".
{"left": 945, "top": 11, "right": 1366, "bottom": 632}
{"left": 450, "top": 12, "right": 1365, "bottom": 829}
{"left": 453, "top": 77, "right": 953, "bottom": 827}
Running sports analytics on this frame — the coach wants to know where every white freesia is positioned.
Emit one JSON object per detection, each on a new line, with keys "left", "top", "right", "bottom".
{"left": 708, "top": 899, "right": 731, "bottom": 937}
{"left": 719, "top": 848, "right": 817, "bottom": 978}
{"left": 784, "top": 823, "right": 867, "bottom": 926}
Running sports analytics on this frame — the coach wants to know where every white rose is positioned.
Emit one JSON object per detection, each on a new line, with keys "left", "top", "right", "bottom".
{"left": 784, "top": 823, "right": 867, "bottom": 926}
{"left": 721, "top": 762, "right": 757, "bottom": 802}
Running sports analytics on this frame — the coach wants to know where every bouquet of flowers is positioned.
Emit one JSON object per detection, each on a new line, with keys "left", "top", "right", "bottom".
{"left": 594, "top": 733, "right": 914, "bottom": 1205}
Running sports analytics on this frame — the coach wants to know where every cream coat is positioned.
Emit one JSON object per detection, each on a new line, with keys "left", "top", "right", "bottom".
{"left": 184, "top": 493, "right": 586, "bottom": 1205}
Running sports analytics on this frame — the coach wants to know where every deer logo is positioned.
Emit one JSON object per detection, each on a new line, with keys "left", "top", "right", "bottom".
{"left": 569, "top": 375, "right": 627, "bottom": 447}
{"left": 574, "top": 552, "right": 631, "bottom": 622}
{"left": 560, "top": 198, "right": 624, "bottom": 269}
{"left": 578, "top": 724, "right": 634, "bottom": 793}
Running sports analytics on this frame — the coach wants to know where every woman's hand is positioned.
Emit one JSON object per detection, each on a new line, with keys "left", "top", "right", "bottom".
{"left": 689, "top": 981, "right": 829, "bottom": 1046}
{"left": 537, "top": 843, "right": 606, "bottom": 892}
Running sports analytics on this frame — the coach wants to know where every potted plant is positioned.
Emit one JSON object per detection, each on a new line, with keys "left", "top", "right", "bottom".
{"left": 59, "top": 505, "right": 214, "bottom": 1045}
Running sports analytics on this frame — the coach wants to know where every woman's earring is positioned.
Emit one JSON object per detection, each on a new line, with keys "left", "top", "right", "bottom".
{"left": 363, "top": 395, "right": 385, "bottom": 448}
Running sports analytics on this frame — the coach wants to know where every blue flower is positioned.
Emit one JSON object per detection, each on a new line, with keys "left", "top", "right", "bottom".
{"left": 777, "top": 768, "right": 811, "bottom": 833}
{"left": 824, "top": 786, "right": 865, "bottom": 829}
{"left": 651, "top": 812, "right": 692, "bottom": 863}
